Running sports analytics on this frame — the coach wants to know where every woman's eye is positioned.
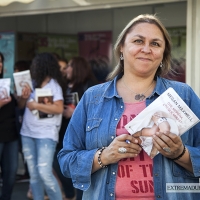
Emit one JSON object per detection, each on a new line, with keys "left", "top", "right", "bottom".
{"left": 134, "top": 39, "right": 143, "bottom": 44}
{"left": 152, "top": 42, "right": 159, "bottom": 46}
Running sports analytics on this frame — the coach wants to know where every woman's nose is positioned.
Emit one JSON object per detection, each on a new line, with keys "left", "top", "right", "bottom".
{"left": 141, "top": 44, "right": 151, "bottom": 53}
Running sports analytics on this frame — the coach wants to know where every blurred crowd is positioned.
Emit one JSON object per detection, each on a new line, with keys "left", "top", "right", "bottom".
{"left": 0, "top": 51, "right": 109, "bottom": 200}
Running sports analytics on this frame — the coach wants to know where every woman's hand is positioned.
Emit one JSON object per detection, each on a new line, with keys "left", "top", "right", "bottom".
{"left": 21, "top": 84, "right": 31, "bottom": 99}
{"left": 63, "top": 105, "right": 75, "bottom": 119}
{"left": 0, "top": 96, "right": 11, "bottom": 108}
{"left": 26, "top": 100, "right": 37, "bottom": 111}
{"left": 152, "top": 131, "right": 184, "bottom": 159}
{"left": 101, "top": 134, "right": 142, "bottom": 166}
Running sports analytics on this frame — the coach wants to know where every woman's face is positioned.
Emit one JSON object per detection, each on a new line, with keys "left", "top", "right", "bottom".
{"left": 121, "top": 23, "right": 165, "bottom": 77}
{"left": 66, "top": 60, "right": 73, "bottom": 81}
{"left": 0, "top": 56, "right": 3, "bottom": 75}
{"left": 58, "top": 61, "right": 67, "bottom": 77}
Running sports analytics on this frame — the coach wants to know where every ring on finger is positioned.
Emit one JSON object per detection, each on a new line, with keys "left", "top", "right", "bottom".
{"left": 118, "top": 147, "right": 127, "bottom": 154}
{"left": 163, "top": 147, "right": 171, "bottom": 153}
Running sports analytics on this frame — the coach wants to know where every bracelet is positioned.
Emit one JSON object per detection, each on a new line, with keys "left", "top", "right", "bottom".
{"left": 171, "top": 145, "right": 186, "bottom": 161}
{"left": 98, "top": 147, "right": 108, "bottom": 168}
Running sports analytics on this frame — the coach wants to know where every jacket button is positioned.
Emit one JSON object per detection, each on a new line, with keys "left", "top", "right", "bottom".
{"left": 155, "top": 173, "right": 158, "bottom": 176}
{"left": 157, "top": 195, "right": 161, "bottom": 198}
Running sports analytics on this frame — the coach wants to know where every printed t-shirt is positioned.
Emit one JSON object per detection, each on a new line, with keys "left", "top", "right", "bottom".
{"left": 20, "top": 79, "right": 63, "bottom": 142}
{"left": 115, "top": 102, "right": 155, "bottom": 200}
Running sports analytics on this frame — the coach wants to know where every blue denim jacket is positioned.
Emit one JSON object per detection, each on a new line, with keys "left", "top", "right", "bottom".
{"left": 58, "top": 76, "right": 200, "bottom": 200}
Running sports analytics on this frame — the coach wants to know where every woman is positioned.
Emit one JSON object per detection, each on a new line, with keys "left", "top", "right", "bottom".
{"left": 54, "top": 56, "right": 98, "bottom": 200}
{"left": 58, "top": 14, "right": 200, "bottom": 199}
{"left": 52, "top": 57, "right": 76, "bottom": 200}
{"left": 0, "top": 52, "right": 30, "bottom": 200}
{"left": 20, "top": 53, "right": 64, "bottom": 200}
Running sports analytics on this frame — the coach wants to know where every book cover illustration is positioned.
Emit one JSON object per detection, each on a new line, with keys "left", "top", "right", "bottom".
{"left": 13, "top": 70, "right": 33, "bottom": 96}
{"left": 64, "top": 92, "right": 79, "bottom": 109}
{"left": 0, "top": 78, "right": 11, "bottom": 99}
{"left": 35, "top": 88, "right": 54, "bottom": 119}
{"left": 124, "top": 87, "right": 200, "bottom": 158}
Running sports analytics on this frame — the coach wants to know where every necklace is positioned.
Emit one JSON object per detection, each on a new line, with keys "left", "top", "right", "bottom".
{"left": 122, "top": 78, "right": 154, "bottom": 101}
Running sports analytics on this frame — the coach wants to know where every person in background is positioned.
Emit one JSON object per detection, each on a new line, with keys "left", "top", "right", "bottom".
{"left": 20, "top": 53, "right": 64, "bottom": 200}
{"left": 14, "top": 60, "right": 31, "bottom": 183}
{"left": 0, "top": 52, "right": 31, "bottom": 200}
{"left": 59, "top": 56, "right": 98, "bottom": 200}
{"left": 52, "top": 57, "right": 76, "bottom": 200}
{"left": 89, "top": 57, "right": 110, "bottom": 83}
{"left": 58, "top": 58, "right": 68, "bottom": 78}
{"left": 58, "top": 14, "right": 200, "bottom": 200}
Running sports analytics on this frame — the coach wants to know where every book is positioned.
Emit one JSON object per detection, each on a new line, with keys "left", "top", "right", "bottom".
{"left": 13, "top": 70, "right": 33, "bottom": 96}
{"left": 35, "top": 88, "right": 54, "bottom": 119}
{"left": 124, "top": 87, "right": 200, "bottom": 158}
{"left": 64, "top": 92, "right": 79, "bottom": 108}
{"left": 0, "top": 78, "right": 11, "bottom": 99}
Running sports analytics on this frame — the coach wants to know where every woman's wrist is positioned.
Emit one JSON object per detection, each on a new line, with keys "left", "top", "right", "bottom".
{"left": 171, "top": 145, "right": 186, "bottom": 161}
{"left": 98, "top": 147, "right": 108, "bottom": 168}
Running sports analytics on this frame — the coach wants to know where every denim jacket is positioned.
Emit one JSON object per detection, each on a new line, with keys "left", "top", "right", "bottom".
{"left": 58, "top": 76, "right": 200, "bottom": 200}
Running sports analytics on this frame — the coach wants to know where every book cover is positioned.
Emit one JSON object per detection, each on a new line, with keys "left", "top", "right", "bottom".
{"left": 64, "top": 92, "right": 79, "bottom": 108}
{"left": 124, "top": 87, "right": 200, "bottom": 158}
{"left": 0, "top": 78, "right": 11, "bottom": 99}
{"left": 13, "top": 70, "right": 33, "bottom": 96}
{"left": 35, "top": 88, "right": 54, "bottom": 119}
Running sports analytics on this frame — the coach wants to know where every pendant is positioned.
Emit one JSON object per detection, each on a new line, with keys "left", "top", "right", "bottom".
{"left": 135, "top": 94, "right": 146, "bottom": 101}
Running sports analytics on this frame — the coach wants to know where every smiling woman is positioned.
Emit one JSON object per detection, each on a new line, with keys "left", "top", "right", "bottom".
{"left": 58, "top": 14, "right": 200, "bottom": 200}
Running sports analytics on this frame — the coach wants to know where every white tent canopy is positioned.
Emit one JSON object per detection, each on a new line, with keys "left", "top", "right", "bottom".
{"left": 0, "top": 0, "right": 34, "bottom": 6}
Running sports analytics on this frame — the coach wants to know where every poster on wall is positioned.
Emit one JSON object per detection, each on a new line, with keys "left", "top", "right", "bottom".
{"left": 78, "top": 31, "right": 112, "bottom": 82}
{"left": 165, "top": 27, "right": 186, "bottom": 82}
{"left": 37, "top": 34, "right": 79, "bottom": 60}
{"left": 0, "top": 32, "right": 15, "bottom": 79}
{"left": 0, "top": 32, "right": 15, "bottom": 93}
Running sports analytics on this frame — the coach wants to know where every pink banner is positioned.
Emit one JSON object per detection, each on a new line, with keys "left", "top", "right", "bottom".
{"left": 78, "top": 31, "right": 112, "bottom": 82}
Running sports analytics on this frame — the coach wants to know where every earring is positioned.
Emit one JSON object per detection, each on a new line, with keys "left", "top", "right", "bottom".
{"left": 120, "top": 52, "right": 124, "bottom": 60}
{"left": 160, "top": 62, "right": 163, "bottom": 68}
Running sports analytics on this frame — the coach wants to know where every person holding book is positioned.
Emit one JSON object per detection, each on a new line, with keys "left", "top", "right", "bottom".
{"left": 20, "top": 52, "right": 64, "bottom": 200}
{"left": 14, "top": 60, "right": 31, "bottom": 184}
{"left": 58, "top": 14, "right": 200, "bottom": 200}
{"left": 0, "top": 52, "right": 31, "bottom": 200}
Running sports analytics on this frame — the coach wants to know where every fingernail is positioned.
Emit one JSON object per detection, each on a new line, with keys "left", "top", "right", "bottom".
{"left": 126, "top": 140, "right": 131, "bottom": 144}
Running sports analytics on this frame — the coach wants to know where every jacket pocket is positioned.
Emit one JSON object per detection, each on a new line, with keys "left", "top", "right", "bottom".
{"left": 85, "top": 118, "right": 102, "bottom": 148}
{"left": 86, "top": 118, "right": 102, "bottom": 131}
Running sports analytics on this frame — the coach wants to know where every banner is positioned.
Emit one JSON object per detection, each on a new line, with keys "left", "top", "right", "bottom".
{"left": 16, "top": 33, "right": 37, "bottom": 61}
{"left": 0, "top": 32, "right": 15, "bottom": 79}
{"left": 0, "top": 32, "right": 15, "bottom": 92}
{"left": 166, "top": 27, "right": 186, "bottom": 82}
{"left": 78, "top": 31, "right": 112, "bottom": 82}
{"left": 37, "top": 34, "right": 79, "bottom": 60}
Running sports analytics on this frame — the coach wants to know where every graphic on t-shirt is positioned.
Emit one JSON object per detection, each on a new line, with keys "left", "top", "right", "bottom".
{"left": 115, "top": 102, "right": 154, "bottom": 200}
